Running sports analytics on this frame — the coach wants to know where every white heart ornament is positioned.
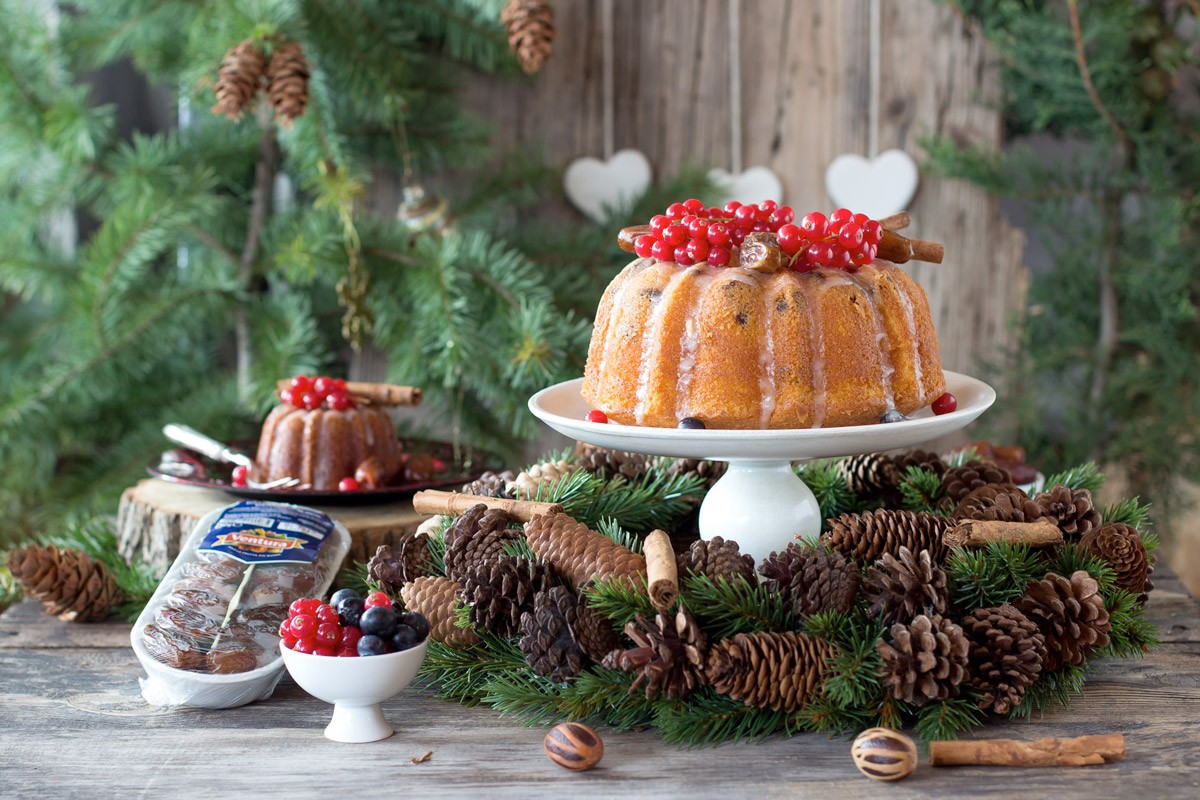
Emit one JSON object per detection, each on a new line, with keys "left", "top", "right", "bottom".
{"left": 708, "top": 166, "right": 784, "bottom": 206}
{"left": 563, "top": 149, "right": 653, "bottom": 223}
{"left": 824, "top": 149, "right": 919, "bottom": 219}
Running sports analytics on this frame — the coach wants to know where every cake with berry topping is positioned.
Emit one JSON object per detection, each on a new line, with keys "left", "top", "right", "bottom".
{"left": 581, "top": 200, "right": 948, "bottom": 429}
{"left": 254, "top": 376, "right": 405, "bottom": 491}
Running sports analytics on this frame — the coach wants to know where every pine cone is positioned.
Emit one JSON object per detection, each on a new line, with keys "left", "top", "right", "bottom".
{"left": 1078, "top": 523, "right": 1152, "bottom": 598}
{"left": 939, "top": 461, "right": 1013, "bottom": 506}
{"left": 1014, "top": 571, "right": 1110, "bottom": 671}
{"left": 759, "top": 544, "right": 860, "bottom": 617}
{"left": 705, "top": 631, "right": 834, "bottom": 712}
{"left": 6, "top": 545, "right": 123, "bottom": 622}
{"left": 367, "top": 533, "right": 433, "bottom": 594}
{"left": 607, "top": 606, "right": 707, "bottom": 700}
{"left": 877, "top": 614, "right": 970, "bottom": 706}
{"left": 507, "top": 459, "right": 576, "bottom": 500}
{"left": 953, "top": 484, "right": 1043, "bottom": 523}
{"left": 892, "top": 449, "right": 949, "bottom": 481}
{"left": 864, "top": 547, "right": 948, "bottom": 626}
{"left": 666, "top": 457, "right": 727, "bottom": 488}
{"left": 841, "top": 449, "right": 946, "bottom": 505}
{"left": 823, "top": 509, "right": 950, "bottom": 565}
{"left": 524, "top": 512, "right": 646, "bottom": 589}
{"left": 518, "top": 586, "right": 589, "bottom": 681}
{"left": 264, "top": 41, "right": 309, "bottom": 126}
{"left": 461, "top": 556, "right": 556, "bottom": 637}
{"left": 501, "top": 0, "right": 555, "bottom": 74}
{"left": 443, "top": 504, "right": 518, "bottom": 583}
{"left": 961, "top": 604, "right": 1047, "bottom": 715}
{"left": 400, "top": 576, "right": 477, "bottom": 648}
{"left": 1035, "top": 485, "right": 1102, "bottom": 540}
{"left": 211, "top": 39, "right": 265, "bottom": 119}
{"left": 676, "top": 536, "right": 756, "bottom": 584}
{"left": 574, "top": 444, "right": 651, "bottom": 481}
{"left": 460, "top": 470, "right": 515, "bottom": 498}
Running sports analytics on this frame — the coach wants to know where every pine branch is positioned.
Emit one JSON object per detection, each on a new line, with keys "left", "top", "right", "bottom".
{"left": 946, "top": 541, "right": 1045, "bottom": 611}
{"left": 797, "top": 460, "right": 856, "bottom": 525}
{"left": 1042, "top": 462, "right": 1105, "bottom": 493}
{"left": 584, "top": 577, "right": 654, "bottom": 630}
{"left": 1043, "top": 543, "right": 1117, "bottom": 594}
{"left": 653, "top": 686, "right": 790, "bottom": 747}
{"left": 1099, "top": 588, "right": 1157, "bottom": 659}
{"left": 913, "top": 692, "right": 985, "bottom": 743}
{"left": 1010, "top": 664, "right": 1087, "bottom": 719}
{"left": 682, "top": 575, "right": 796, "bottom": 639}
{"left": 899, "top": 466, "right": 943, "bottom": 514}
{"left": 43, "top": 517, "right": 160, "bottom": 622}
{"left": 1101, "top": 496, "right": 1152, "bottom": 530}
{"left": 595, "top": 517, "right": 643, "bottom": 555}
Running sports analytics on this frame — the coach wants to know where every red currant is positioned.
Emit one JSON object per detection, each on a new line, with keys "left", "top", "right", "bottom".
{"left": 289, "top": 614, "right": 317, "bottom": 639}
{"left": 831, "top": 248, "right": 854, "bottom": 270}
{"left": 790, "top": 257, "right": 819, "bottom": 273}
{"left": 665, "top": 202, "right": 687, "bottom": 219}
{"left": 686, "top": 238, "right": 709, "bottom": 262}
{"left": 664, "top": 224, "right": 688, "bottom": 247}
{"left": 338, "top": 477, "right": 360, "bottom": 492}
{"left": 673, "top": 245, "right": 695, "bottom": 266}
{"left": 852, "top": 212, "right": 870, "bottom": 226}
{"left": 331, "top": 378, "right": 347, "bottom": 392}
{"left": 230, "top": 464, "right": 249, "bottom": 487}
{"left": 634, "top": 234, "right": 656, "bottom": 258}
{"left": 312, "top": 376, "right": 334, "bottom": 396}
{"left": 650, "top": 239, "right": 673, "bottom": 261}
{"left": 838, "top": 224, "right": 864, "bottom": 250}
{"left": 290, "top": 597, "right": 320, "bottom": 617}
{"left": 862, "top": 220, "right": 883, "bottom": 245}
{"left": 341, "top": 626, "right": 362, "bottom": 648}
{"left": 290, "top": 375, "right": 314, "bottom": 391}
{"left": 723, "top": 200, "right": 742, "bottom": 215}
{"left": 777, "top": 224, "right": 805, "bottom": 255}
{"left": 704, "top": 207, "right": 725, "bottom": 219}
{"left": 683, "top": 198, "right": 704, "bottom": 214}
{"left": 327, "top": 392, "right": 353, "bottom": 411}
{"left": 301, "top": 391, "right": 320, "bottom": 410}
{"left": 365, "top": 591, "right": 392, "bottom": 610}
{"left": 706, "top": 245, "right": 730, "bottom": 267}
{"left": 649, "top": 214, "right": 671, "bottom": 235}
{"left": 315, "top": 621, "right": 343, "bottom": 647}
{"left": 315, "top": 644, "right": 339, "bottom": 657}
{"left": 315, "top": 603, "right": 340, "bottom": 625}
{"left": 799, "top": 211, "right": 829, "bottom": 241}
{"left": 278, "top": 618, "right": 294, "bottom": 639}
{"left": 758, "top": 199, "right": 777, "bottom": 219}
{"left": 292, "top": 638, "right": 317, "bottom": 655}
{"left": 731, "top": 228, "right": 747, "bottom": 246}
{"left": 585, "top": 409, "right": 608, "bottom": 424}
{"left": 932, "top": 392, "right": 958, "bottom": 415}
{"left": 806, "top": 242, "right": 834, "bottom": 266}
{"left": 769, "top": 208, "right": 795, "bottom": 228}
{"left": 830, "top": 208, "right": 854, "bottom": 230}
{"left": 687, "top": 218, "right": 709, "bottom": 238}
{"left": 337, "top": 646, "right": 358, "bottom": 658}
{"left": 681, "top": 214, "right": 698, "bottom": 226}
{"left": 734, "top": 205, "right": 758, "bottom": 226}
{"left": 706, "top": 223, "right": 731, "bottom": 246}
{"left": 751, "top": 221, "right": 769, "bottom": 232}
{"left": 286, "top": 387, "right": 306, "bottom": 408}
{"left": 850, "top": 247, "right": 874, "bottom": 266}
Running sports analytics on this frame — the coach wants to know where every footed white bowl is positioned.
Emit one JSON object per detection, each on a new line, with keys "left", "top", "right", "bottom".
{"left": 280, "top": 640, "right": 428, "bottom": 743}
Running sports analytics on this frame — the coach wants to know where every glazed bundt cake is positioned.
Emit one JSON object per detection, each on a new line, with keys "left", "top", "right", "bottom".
{"left": 581, "top": 201, "right": 948, "bottom": 430}
{"left": 254, "top": 376, "right": 405, "bottom": 490}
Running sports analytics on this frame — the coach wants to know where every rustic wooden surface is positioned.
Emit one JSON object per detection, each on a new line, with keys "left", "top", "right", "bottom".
{"left": 116, "top": 479, "right": 426, "bottom": 570}
{"left": 2, "top": 569, "right": 1196, "bottom": 798}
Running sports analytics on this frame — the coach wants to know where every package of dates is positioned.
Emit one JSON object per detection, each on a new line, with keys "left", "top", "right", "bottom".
{"left": 130, "top": 500, "right": 350, "bottom": 709}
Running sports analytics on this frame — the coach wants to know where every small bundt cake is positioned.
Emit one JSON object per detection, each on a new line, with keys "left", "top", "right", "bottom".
{"left": 581, "top": 202, "right": 947, "bottom": 430}
{"left": 254, "top": 377, "right": 404, "bottom": 490}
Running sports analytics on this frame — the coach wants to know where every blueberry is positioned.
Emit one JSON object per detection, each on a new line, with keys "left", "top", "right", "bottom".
{"left": 398, "top": 611, "right": 430, "bottom": 642}
{"left": 360, "top": 605, "right": 398, "bottom": 638}
{"left": 390, "top": 624, "right": 418, "bottom": 652}
{"left": 880, "top": 409, "right": 907, "bottom": 424}
{"left": 357, "top": 634, "right": 388, "bottom": 657}
{"left": 678, "top": 417, "right": 706, "bottom": 430}
{"left": 337, "top": 596, "right": 365, "bottom": 628}
{"left": 329, "top": 588, "right": 360, "bottom": 607}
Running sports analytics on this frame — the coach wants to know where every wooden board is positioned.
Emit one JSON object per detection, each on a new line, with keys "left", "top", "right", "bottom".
{"left": 115, "top": 479, "right": 427, "bottom": 570}
{"left": 2, "top": 570, "right": 1198, "bottom": 798}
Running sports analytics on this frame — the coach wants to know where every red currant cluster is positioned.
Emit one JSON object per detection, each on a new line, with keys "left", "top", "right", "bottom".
{"left": 280, "top": 589, "right": 429, "bottom": 657}
{"left": 632, "top": 198, "right": 795, "bottom": 267}
{"left": 281, "top": 375, "right": 357, "bottom": 411}
{"left": 777, "top": 208, "right": 883, "bottom": 272}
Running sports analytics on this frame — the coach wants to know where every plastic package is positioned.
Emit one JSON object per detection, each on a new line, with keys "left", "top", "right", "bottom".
{"left": 130, "top": 500, "right": 350, "bottom": 709}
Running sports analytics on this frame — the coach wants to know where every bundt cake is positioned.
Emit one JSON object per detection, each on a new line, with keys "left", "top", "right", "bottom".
{"left": 254, "top": 376, "right": 405, "bottom": 490}
{"left": 581, "top": 201, "right": 948, "bottom": 430}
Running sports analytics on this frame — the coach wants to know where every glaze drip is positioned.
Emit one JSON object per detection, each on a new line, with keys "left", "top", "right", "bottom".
{"left": 846, "top": 271, "right": 897, "bottom": 411}
{"left": 634, "top": 266, "right": 691, "bottom": 424}
{"left": 891, "top": 272, "right": 926, "bottom": 403}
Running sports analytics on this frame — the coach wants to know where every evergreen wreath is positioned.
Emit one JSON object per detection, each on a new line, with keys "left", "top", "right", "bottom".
{"left": 369, "top": 449, "right": 1158, "bottom": 746}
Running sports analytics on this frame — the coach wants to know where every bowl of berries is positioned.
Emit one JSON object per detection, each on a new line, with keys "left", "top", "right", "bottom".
{"left": 279, "top": 589, "right": 429, "bottom": 743}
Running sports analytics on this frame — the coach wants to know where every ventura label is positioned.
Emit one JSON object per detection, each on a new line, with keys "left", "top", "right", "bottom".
{"left": 200, "top": 501, "right": 334, "bottom": 565}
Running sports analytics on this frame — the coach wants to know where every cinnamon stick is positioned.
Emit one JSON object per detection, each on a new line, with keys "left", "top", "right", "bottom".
{"left": 643, "top": 530, "right": 679, "bottom": 611}
{"left": 412, "top": 490, "right": 562, "bottom": 522}
{"left": 617, "top": 225, "right": 651, "bottom": 254}
{"left": 946, "top": 518, "right": 1063, "bottom": 549}
{"left": 929, "top": 734, "right": 1125, "bottom": 767}
{"left": 878, "top": 211, "right": 912, "bottom": 231}
{"left": 877, "top": 229, "right": 945, "bottom": 264}
{"left": 274, "top": 379, "right": 422, "bottom": 407}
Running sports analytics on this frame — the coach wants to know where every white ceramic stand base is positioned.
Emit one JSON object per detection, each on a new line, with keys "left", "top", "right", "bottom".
{"left": 325, "top": 702, "right": 394, "bottom": 744}
{"left": 529, "top": 372, "right": 996, "bottom": 565}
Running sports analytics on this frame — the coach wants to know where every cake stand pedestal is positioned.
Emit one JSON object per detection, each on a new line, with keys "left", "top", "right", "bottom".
{"left": 528, "top": 371, "right": 996, "bottom": 564}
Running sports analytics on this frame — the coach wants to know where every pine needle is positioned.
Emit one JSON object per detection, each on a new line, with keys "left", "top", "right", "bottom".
{"left": 1043, "top": 462, "right": 1104, "bottom": 493}
{"left": 946, "top": 541, "right": 1044, "bottom": 610}
{"left": 898, "top": 466, "right": 943, "bottom": 514}
{"left": 1010, "top": 665, "right": 1087, "bottom": 719}
{"left": 44, "top": 518, "right": 159, "bottom": 621}
{"left": 584, "top": 576, "right": 654, "bottom": 629}
{"left": 913, "top": 693, "right": 985, "bottom": 743}
{"left": 1101, "top": 496, "right": 1153, "bottom": 530}
{"left": 682, "top": 574, "right": 797, "bottom": 639}
{"left": 797, "top": 460, "right": 856, "bottom": 524}
{"left": 654, "top": 687, "right": 790, "bottom": 747}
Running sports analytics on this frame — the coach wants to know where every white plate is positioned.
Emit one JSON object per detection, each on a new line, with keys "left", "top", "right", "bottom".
{"left": 528, "top": 371, "right": 996, "bottom": 462}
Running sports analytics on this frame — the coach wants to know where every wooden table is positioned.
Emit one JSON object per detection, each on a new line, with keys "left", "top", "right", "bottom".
{"left": 2, "top": 571, "right": 1197, "bottom": 799}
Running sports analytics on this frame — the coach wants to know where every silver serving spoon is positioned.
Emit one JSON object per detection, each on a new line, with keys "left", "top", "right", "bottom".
{"left": 161, "top": 424, "right": 301, "bottom": 490}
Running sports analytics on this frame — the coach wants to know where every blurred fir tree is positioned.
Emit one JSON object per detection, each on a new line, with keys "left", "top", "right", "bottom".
{"left": 0, "top": 0, "right": 713, "bottom": 542}
{"left": 926, "top": 0, "right": 1200, "bottom": 514}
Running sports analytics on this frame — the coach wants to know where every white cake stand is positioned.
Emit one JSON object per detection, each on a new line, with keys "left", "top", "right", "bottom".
{"left": 528, "top": 371, "right": 996, "bottom": 564}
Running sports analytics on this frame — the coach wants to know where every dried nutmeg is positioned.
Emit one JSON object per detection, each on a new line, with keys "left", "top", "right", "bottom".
{"left": 851, "top": 727, "right": 918, "bottom": 782}
{"left": 736, "top": 232, "right": 783, "bottom": 273}
{"left": 543, "top": 722, "right": 604, "bottom": 771}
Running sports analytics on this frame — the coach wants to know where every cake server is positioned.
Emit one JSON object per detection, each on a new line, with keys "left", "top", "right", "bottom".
{"left": 161, "top": 424, "right": 300, "bottom": 489}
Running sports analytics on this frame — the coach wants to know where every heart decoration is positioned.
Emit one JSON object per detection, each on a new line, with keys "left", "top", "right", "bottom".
{"left": 824, "top": 149, "right": 919, "bottom": 219}
{"left": 708, "top": 166, "right": 784, "bottom": 206}
{"left": 563, "top": 149, "right": 653, "bottom": 223}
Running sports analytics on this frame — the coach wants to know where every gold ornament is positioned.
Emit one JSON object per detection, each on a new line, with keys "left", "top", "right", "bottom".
{"left": 396, "top": 184, "right": 451, "bottom": 235}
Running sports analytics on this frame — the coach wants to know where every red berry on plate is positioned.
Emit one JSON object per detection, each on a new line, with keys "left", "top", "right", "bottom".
{"left": 315, "top": 604, "right": 340, "bottom": 625}
{"left": 799, "top": 211, "right": 829, "bottom": 241}
{"left": 777, "top": 224, "right": 805, "bottom": 255}
{"left": 706, "top": 244, "right": 730, "bottom": 267}
{"left": 290, "top": 597, "right": 320, "bottom": 616}
{"left": 290, "top": 614, "right": 317, "bottom": 639}
{"left": 231, "top": 464, "right": 249, "bottom": 487}
{"left": 681, "top": 214, "right": 698, "bottom": 226}
{"left": 585, "top": 409, "right": 608, "bottom": 424}
{"left": 338, "top": 477, "right": 361, "bottom": 492}
{"left": 932, "top": 392, "right": 958, "bottom": 415}
{"left": 683, "top": 198, "right": 704, "bottom": 214}
{"left": 665, "top": 202, "right": 687, "bottom": 219}
{"left": 315, "top": 622, "right": 343, "bottom": 647}
{"left": 292, "top": 637, "right": 317, "bottom": 655}
{"left": 649, "top": 214, "right": 671, "bottom": 235}
{"left": 664, "top": 224, "right": 688, "bottom": 247}
{"left": 634, "top": 234, "right": 656, "bottom": 258}
{"left": 706, "top": 223, "right": 731, "bottom": 246}
{"left": 722, "top": 200, "right": 742, "bottom": 215}
{"left": 686, "top": 238, "right": 709, "bottom": 262}
{"left": 650, "top": 239, "right": 673, "bottom": 262}
{"left": 365, "top": 591, "right": 392, "bottom": 610}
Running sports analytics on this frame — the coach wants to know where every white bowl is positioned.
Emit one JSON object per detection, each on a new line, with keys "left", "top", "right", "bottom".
{"left": 280, "top": 639, "right": 428, "bottom": 743}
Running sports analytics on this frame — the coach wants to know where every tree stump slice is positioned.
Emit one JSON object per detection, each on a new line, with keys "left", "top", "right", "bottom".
{"left": 116, "top": 479, "right": 426, "bottom": 572}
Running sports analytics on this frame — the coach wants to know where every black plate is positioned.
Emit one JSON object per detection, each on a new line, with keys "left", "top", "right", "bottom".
{"left": 147, "top": 439, "right": 497, "bottom": 506}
